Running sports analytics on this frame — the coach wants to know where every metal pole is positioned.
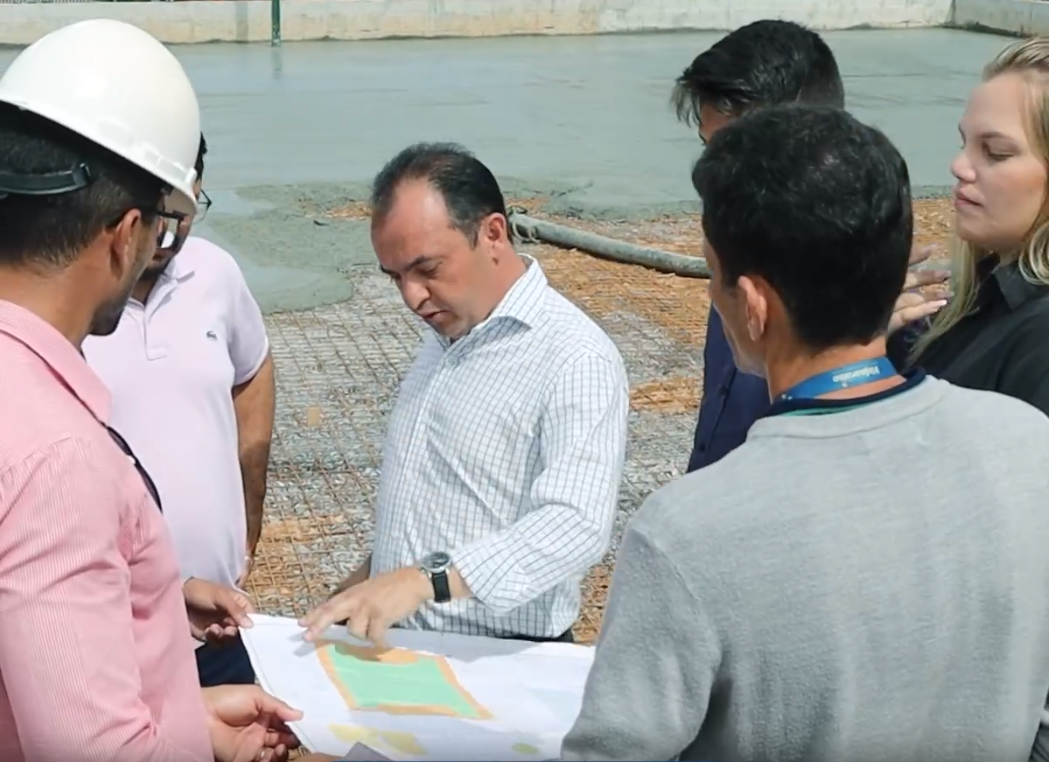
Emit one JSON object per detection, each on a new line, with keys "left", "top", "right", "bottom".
{"left": 270, "top": 0, "right": 282, "bottom": 47}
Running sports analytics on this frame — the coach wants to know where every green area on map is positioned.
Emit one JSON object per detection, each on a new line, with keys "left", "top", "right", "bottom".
{"left": 318, "top": 641, "right": 490, "bottom": 720}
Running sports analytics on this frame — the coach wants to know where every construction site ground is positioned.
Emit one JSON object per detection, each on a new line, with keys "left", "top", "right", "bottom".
{"left": 246, "top": 197, "right": 956, "bottom": 645}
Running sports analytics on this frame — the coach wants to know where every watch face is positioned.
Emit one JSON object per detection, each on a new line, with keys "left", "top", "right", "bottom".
{"left": 425, "top": 551, "right": 451, "bottom": 571}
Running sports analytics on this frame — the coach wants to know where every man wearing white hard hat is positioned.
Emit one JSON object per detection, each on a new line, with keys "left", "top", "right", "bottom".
{"left": 0, "top": 19, "right": 299, "bottom": 762}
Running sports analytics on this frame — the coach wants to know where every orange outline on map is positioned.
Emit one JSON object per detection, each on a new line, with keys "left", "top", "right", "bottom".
{"left": 316, "top": 640, "right": 493, "bottom": 720}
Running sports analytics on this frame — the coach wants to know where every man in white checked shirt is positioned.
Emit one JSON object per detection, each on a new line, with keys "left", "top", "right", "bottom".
{"left": 301, "top": 142, "right": 629, "bottom": 645}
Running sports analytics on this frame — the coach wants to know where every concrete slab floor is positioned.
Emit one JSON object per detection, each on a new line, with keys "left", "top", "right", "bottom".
{"left": 0, "top": 27, "right": 1011, "bottom": 311}
{"left": 0, "top": 28, "right": 994, "bottom": 620}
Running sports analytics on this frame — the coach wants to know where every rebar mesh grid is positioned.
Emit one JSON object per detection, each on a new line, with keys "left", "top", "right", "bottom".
{"left": 249, "top": 200, "right": 956, "bottom": 643}
{"left": 247, "top": 243, "right": 704, "bottom": 637}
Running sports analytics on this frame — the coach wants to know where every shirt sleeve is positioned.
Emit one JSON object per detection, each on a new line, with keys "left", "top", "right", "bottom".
{"left": 0, "top": 438, "right": 202, "bottom": 762}
{"left": 224, "top": 260, "right": 270, "bottom": 386}
{"left": 561, "top": 517, "right": 719, "bottom": 761}
{"left": 452, "top": 351, "right": 629, "bottom": 616}
{"left": 999, "top": 322, "right": 1049, "bottom": 416}
{"left": 1032, "top": 694, "right": 1049, "bottom": 762}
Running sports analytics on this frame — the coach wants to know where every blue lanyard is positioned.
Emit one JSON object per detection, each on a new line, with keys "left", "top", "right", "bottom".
{"left": 777, "top": 357, "right": 897, "bottom": 403}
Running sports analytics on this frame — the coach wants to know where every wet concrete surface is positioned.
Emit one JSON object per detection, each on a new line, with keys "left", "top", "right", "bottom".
{"left": 0, "top": 27, "right": 1011, "bottom": 311}
{"left": 1, "top": 28, "right": 996, "bottom": 615}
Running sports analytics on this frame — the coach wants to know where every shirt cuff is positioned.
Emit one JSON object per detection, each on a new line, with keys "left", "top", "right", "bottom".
{"left": 452, "top": 537, "right": 532, "bottom": 617}
{"left": 233, "top": 339, "right": 270, "bottom": 386}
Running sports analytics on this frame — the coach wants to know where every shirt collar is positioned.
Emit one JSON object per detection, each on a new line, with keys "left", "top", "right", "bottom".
{"left": 991, "top": 260, "right": 1047, "bottom": 311}
{"left": 155, "top": 249, "right": 195, "bottom": 290}
{"left": 437, "top": 254, "right": 548, "bottom": 348}
{"left": 485, "top": 254, "right": 547, "bottom": 328}
{"left": 165, "top": 251, "right": 192, "bottom": 281}
{"left": 0, "top": 299, "right": 111, "bottom": 422}
{"left": 130, "top": 251, "right": 194, "bottom": 309}
{"left": 762, "top": 369, "right": 926, "bottom": 419}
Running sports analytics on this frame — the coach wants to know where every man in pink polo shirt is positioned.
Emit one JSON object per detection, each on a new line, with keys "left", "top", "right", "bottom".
{"left": 0, "top": 20, "right": 299, "bottom": 762}
{"left": 83, "top": 132, "right": 276, "bottom": 688}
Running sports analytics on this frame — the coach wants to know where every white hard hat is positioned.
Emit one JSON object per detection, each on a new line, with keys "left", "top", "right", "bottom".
{"left": 0, "top": 19, "right": 200, "bottom": 216}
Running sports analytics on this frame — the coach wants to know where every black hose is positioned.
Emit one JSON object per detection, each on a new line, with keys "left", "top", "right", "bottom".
{"left": 508, "top": 210, "right": 711, "bottom": 279}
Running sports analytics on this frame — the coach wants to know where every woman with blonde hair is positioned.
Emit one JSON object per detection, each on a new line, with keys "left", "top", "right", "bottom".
{"left": 906, "top": 35, "right": 1048, "bottom": 414}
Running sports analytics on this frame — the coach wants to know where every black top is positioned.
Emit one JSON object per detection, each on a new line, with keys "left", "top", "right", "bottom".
{"left": 907, "top": 259, "right": 1048, "bottom": 415}
{"left": 685, "top": 307, "right": 769, "bottom": 472}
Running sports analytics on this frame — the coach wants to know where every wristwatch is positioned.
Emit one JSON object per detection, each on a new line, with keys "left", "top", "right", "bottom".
{"left": 419, "top": 551, "right": 452, "bottom": 604}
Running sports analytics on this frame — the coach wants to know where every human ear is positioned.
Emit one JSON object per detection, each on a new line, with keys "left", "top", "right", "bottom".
{"left": 738, "top": 276, "right": 769, "bottom": 342}
{"left": 108, "top": 208, "right": 147, "bottom": 277}
{"left": 481, "top": 212, "right": 507, "bottom": 250}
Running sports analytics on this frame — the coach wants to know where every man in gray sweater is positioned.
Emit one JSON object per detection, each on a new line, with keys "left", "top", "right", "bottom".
{"left": 560, "top": 107, "right": 1049, "bottom": 762}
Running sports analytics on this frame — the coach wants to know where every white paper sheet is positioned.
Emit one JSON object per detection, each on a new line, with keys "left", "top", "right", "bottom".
{"left": 241, "top": 614, "right": 594, "bottom": 761}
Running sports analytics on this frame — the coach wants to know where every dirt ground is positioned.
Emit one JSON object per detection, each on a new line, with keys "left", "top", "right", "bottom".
{"left": 269, "top": 196, "right": 956, "bottom": 646}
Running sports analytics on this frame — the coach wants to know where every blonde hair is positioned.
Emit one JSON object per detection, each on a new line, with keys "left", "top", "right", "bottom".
{"left": 910, "top": 35, "right": 1049, "bottom": 364}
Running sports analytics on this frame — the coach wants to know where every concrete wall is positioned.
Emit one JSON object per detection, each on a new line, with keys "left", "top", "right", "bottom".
{"left": 950, "top": 0, "right": 1048, "bottom": 36}
{"left": 0, "top": 0, "right": 955, "bottom": 46}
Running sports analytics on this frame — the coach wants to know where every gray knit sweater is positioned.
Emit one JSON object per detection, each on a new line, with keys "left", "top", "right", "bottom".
{"left": 562, "top": 377, "right": 1049, "bottom": 762}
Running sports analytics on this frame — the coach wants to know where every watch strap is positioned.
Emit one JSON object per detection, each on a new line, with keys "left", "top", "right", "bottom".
{"left": 430, "top": 569, "right": 451, "bottom": 604}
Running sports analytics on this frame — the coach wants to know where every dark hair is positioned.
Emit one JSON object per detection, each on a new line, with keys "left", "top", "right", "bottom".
{"left": 0, "top": 105, "right": 166, "bottom": 268}
{"left": 370, "top": 142, "right": 507, "bottom": 245}
{"left": 195, "top": 132, "right": 208, "bottom": 178}
{"left": 692, "top": 105, "right": 912, "bottom": 350}
{"left": 673, "top": 20, "right": 845, "bottom": 128}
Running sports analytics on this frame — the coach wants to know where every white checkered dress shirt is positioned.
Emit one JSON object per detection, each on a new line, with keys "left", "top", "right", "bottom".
{"left": 371, "top": 257, "right": 629, "bottom": 639}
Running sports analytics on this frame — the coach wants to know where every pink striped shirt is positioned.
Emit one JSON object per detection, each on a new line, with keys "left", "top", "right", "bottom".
{"left": 0, "top": 300, "right": 212, "bottom": 762}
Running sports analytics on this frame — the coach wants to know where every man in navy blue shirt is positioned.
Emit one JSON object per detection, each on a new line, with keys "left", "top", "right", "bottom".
{"left": 673, "top": 21, "right": 948, "bottom": 471}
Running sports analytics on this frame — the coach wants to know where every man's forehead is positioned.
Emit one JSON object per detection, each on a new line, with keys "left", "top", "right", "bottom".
{"left": 372, "top": 189, "right": 458, "bottom": 274}
{"left": 373, "top": 185, "right": 462, "bottom": 252}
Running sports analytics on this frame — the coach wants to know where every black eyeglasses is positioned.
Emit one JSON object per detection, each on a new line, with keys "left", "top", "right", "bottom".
{"left": 106, "top": 425, "right": 163, "bottom": 513}
{"left": 195, "top": 189, "right": 213, "bottom": 222}
{"left": 155, "top": 210, "right": 190, "bottom": 254}
{"left": 103, "top": 204, "right": 188, "bottom": 257}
